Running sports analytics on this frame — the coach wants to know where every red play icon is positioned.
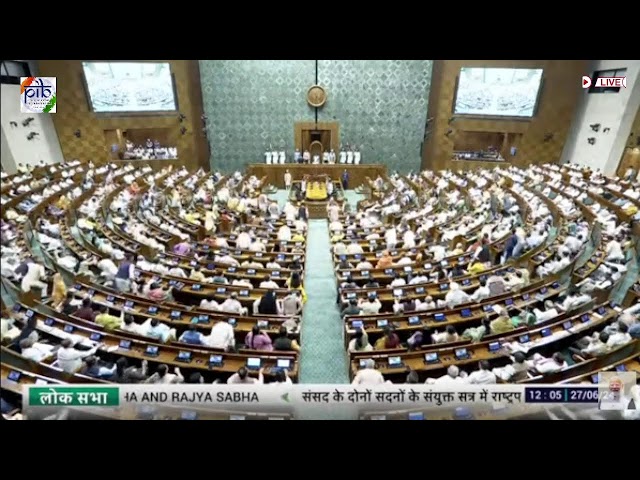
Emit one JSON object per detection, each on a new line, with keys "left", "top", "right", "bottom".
{"left": 582, "top": 76, "right": 592, "bottom": 89}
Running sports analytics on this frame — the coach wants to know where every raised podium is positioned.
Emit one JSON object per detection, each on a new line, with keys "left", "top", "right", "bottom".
{"left": 246, "top": 164, "right": 387, "bottom": 189}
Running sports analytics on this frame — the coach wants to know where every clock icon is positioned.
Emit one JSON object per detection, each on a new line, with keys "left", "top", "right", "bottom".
{"left": 307, "top": 85, "right": 327, "bottom": 108}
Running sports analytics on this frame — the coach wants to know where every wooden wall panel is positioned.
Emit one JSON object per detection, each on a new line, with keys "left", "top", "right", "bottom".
{"left": 422, "top": 60, "right": 589, "bottom": 171}
{"left": 36, "top": 60, "right": 207, "bottom": 171}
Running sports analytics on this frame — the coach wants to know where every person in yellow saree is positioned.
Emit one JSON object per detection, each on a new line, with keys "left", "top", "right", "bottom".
{"left": 286, "top": 272, "right": 307, "bottom": 303}
{"left": 51, "top": 272, "right": 67, "bottom": 309}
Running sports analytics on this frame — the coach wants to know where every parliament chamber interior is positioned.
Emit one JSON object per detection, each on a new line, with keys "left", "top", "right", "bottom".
{"left": 0, "top": 59, "right": 639, "bottom": 421}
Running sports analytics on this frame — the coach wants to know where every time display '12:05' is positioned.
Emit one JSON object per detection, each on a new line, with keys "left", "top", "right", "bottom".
{"left": 525, "top": 387, "right": 599, "bottom": 403}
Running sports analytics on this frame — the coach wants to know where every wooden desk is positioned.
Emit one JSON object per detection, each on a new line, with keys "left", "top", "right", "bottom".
{"left": 246, "top": 164, "right": 387, "bottom": 189}
{"left": 8, "top": 305, "right": 299, "bottom": 381}
{"left": 451, "top": 160, "right": 511, "bottom": 172}
{"left": 348, "top": 304, "right": 619, "bottom": 381}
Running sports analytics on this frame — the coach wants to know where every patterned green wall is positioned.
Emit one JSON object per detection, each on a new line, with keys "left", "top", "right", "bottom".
{"left": 199, "top": 60, "right": 432, "bottom": 173}
{"left": 318, "top": 60, "right": 432, "bottom": 173}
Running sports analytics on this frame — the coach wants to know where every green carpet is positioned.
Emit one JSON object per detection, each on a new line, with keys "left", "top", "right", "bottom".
{"left": 266, "top": 189, "right": 363, "bottom": 418}
{"left": 299, "top": 218, "right": 350, "bottom": 385}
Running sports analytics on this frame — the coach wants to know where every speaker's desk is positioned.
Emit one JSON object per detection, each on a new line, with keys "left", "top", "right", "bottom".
{"left": 247, "top": 164, "right": 387, "bottom": 189}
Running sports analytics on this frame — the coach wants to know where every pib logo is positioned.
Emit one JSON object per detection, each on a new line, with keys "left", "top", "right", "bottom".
{"left": 20, "top": 77, "right": 56, "bottom": 113}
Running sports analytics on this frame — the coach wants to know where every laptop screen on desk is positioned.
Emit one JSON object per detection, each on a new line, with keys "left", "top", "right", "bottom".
{"left": 455, "top": 348, "right": 468, "bottom": 360}
{"left": 177, "top": 351, "right": 192, "bottom": 361}
{"left": 247, "top": 358, "right": 261, "bottom": 369}
{"left": 425, "top": 352, "right": 438, "bottom": 363}
{"left": 408, "top": 316, "right": 420, "bottom": 325}
{"left": 277, "top": 359, "right": 291, "bottom": 369}
{"left": 145, "top": 345, "right": 159, "bottom": 355}
{"left": 388, "top": 356, "right": 402, "bottom": 367}
{"left": 461, "top": 309, "right": 472, "bottom": 318}
{"left": 209, "top": 355, "right": 223, "bottom": 365}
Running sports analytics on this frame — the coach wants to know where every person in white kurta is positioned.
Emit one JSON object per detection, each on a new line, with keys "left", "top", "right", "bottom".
{"left": 327, "top": 179, "right": 334, "bottom": 197}
{"left": 279, "top": 151, "right": 285, "bottom": 164}
{"left": 328, "top": 203, "right": 340, "bottom": 223}
{"left": 351, "top": 359, "right": 386, "bottom": 385}
{"left": 354, "top": 150, "right": 361, "bottom": 165}
{"left": 21, "top": 261, "right": 48, "bottom": 296}
{"left": 265, "top": 151, "right": 272, "bottom": 164}
{"left": 346, "top": 150, "right": 354, "bottom": 164}
{"left": 302, "top": 150, "right": 310, "bottom": 163}
{"left": 284, "top": 170, "right": 292, "bottom": 189}
{"left": 339, "top": 151, "right": 347, "bottom": 164}
{"left": 204, "top": 210, "right": 215, "bottom": 232}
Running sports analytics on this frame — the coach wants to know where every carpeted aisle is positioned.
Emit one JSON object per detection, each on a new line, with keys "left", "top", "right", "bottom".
{"left": 298, "top": 219, "right": 350, "bottom": 385}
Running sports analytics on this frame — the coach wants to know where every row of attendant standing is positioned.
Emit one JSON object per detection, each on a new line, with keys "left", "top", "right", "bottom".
{"left": 263, "top": 150, "right": 362, "bottom": 164}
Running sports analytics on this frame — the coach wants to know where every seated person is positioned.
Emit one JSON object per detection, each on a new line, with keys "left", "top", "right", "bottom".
{"left": 425, "top": 365, "right": 468, "bottom": 384}
{"left": 94, "top": 305, "right": 123, "bottom": 331}
{"left": 351, "top": 359, "right": 386, "bottom": 385}
{"left": 374, "top": 327, "right": 401, "bottom": 350}
{"left": 143, "top": 318, "right": 177, "bottom": 344}
{"left": 432, "top": 325, "right": 459, "bottom": 344}
{"left": 492, "top": 352, "right": 531, "bottom": 382}
{"left": 406, "top": 328, "right": 432, "bottom": 350}
{"left": 461, "top": 318, "right": 491, "bottom": 343}
{"left": 179, "top": 325, "right": 206, "bottom": 345}
{"left": 466, "top": 360, "right": 497, "bottom": 384}
{"left": 528, "top": 352, "right": 568, "bottom": 375}
{"left": 348, "top": 328, "right": 373, "bottom": 352}
{"left": 19, "top": 337, "right": 55, "bottom": 362}
{"left": 80, "top": 355, "right": 116, "bottom": 379}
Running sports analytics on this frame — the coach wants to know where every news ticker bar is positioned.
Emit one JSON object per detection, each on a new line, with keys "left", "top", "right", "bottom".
{"left": 24, "top": 384, "right": 602, "bottom": 411}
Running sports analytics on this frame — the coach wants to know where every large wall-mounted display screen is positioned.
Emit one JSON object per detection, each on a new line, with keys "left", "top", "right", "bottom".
{"left": 453, "top": 67, "right": 543, "bottom": 117}
{"left": 82, "top": 62, "right": 177, "bottom": 113}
